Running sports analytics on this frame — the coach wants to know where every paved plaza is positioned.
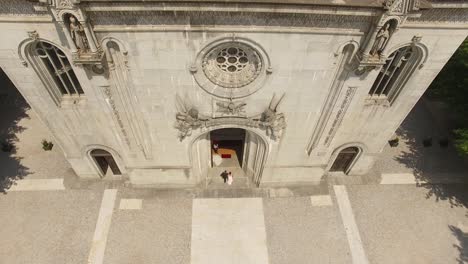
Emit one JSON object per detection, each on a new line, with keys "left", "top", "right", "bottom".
{"left": 1, "top": 88, "right": 468, "bottom": 263}
{"left": 2, "top": 182, "right": 468, "bottom": 264}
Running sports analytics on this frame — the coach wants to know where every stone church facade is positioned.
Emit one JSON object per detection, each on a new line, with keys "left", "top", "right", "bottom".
{"left": 0, "top": 0, "right": 466, "bottom": 187}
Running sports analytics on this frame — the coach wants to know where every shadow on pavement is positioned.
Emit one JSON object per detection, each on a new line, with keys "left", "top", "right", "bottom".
{"left": 393, "top": 98, "right": 468, "bottom": 208}
{"left": 0, "top": 68, "right": 31, "bottom": 193}
{"left": 449, "top": 225, "right": 468, "bottom": 264}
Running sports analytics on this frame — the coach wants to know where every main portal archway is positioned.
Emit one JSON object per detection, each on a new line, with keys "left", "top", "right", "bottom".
{"left": 190, "top": 127, "right": 268, "bottom": 188}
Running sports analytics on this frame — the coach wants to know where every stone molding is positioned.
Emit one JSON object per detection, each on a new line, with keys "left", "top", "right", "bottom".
{"left": 83, "top": 2, "right": 378, "bottom": 16}
{"left": 407, "top": 8, "right": 468, "bottom": 23}
{"left": 0, "top": 0, "right": 46, "bottom": 16}
{"left": 93, "top": 25, "right": 365, "bottom": 35}
{"left": 323, "top": 86, "right": 358, "bottom": 147}
{"left": 103, "top": 37, "right": 153, "bottom": 160}
{"left": 325, "top": 141, "right": 367, "bottom": 174}
{"left": 88, "top": 11, "right": 373, "bottom": 28}
{"left": 82, "top": 143, "right": 127, "bottom": 176}
{"left": 307, "top": 42, "right": 358, "bottom": 155}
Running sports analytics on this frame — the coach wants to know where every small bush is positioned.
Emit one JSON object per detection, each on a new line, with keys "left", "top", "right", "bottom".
{"left": 454, "top": 129, "right": 468, "bottom": 155}
{"left": 422, "top": 137, "right": 433, "bottom": 147}
{"left": 41, "top": 140, "right": 53, "bottom": 151}
{"left": 439, "top": 138, "right": 449, "bottom": 148}
{"left": 388, "top": 137, "right": 399, "bottom": 147}
{"left": 1, "top": 141, "right": 13, "bottom": 152}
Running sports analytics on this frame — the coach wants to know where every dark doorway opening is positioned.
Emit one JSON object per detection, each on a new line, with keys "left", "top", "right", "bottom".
{"left": 90, "top": 149, "right": 121, "bottom": 176}
{"left": 210, "top": 128, "right": 246, "bottom": 167}
{"left": 330, "top": 147, "right": 359, "bottom": 173}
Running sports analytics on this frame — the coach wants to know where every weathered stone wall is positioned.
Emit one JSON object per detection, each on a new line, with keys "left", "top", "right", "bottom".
{"left": 0, "top": 0, "right": 466, "bottom": 186}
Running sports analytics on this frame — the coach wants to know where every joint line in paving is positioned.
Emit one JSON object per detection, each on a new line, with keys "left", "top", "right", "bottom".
{"left": 334, "top": 185, "right": 369, "bottom": 264}
{"left": 88, "top": 189, "right": 118, "bottom": 264}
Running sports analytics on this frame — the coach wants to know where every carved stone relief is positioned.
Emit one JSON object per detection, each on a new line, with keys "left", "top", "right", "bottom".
{"left": 214, "top": 98, "right": 247, "bottom": 117}
{"left": 175, "top": 93, "right": 286, "bottom": 141}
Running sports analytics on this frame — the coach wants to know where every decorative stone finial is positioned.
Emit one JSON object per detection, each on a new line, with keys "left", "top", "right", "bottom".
{"left": 27, "top": 30, "right": 39, "bottom": 41}
{"left": 412, "top": 35, "right": 423, "bottom": 44}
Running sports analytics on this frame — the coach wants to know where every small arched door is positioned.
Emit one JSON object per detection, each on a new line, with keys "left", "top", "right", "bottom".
{"left": 330, "top": 147, "right": 359, "bottom": 173}
{"left": 90, "top": 149, "right": 122, "bottom": 177}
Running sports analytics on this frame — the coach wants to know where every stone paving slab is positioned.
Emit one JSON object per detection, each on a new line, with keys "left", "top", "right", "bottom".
{"left": 263, "top": 196, "right": 352, "bottom": 264}
{"left": 103, "top": 192, "right": 192, "bottom": 264}
{"left": 0, "top": 190, "right": 102, "bottom": 264}
{"left": 346, "top": 184, "right": 468, "bottom": 264}
{"left": 191, "top": 198, "right": 269, "bottom": 264}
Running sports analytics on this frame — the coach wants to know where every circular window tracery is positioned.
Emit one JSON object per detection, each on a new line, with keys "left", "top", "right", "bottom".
{"left": 202, "top": 42, "right": 262, "bottom": 88}
{"left": 191, "top": 37, "right": 271, "bottom": 99}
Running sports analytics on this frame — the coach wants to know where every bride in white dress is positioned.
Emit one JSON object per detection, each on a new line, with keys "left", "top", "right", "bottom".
{"left": 227, "top": 172, "right": 233, "bottom": 185}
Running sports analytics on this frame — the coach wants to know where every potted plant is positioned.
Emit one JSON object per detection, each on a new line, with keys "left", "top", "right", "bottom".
{"left": 1, "top": 140, "right": 13, "bottom": 152}
{"left": 388, "top": 137, "right": 399, "bottom": 147}
{"left": 439, "top": 137, "right": 449, "bottom": 148}
{"left": 41, "top": 139, "right": 53, "bottom": 151}
{"left": 422, "top": 137, "right": 433, "bottom": 147}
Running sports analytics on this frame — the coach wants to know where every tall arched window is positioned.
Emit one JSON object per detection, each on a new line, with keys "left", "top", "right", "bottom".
{"left": 29, "top": 41, "right": 83, "bottom": 104}
{"left": 368, "top": 45, "right": 422, "bottom": 104}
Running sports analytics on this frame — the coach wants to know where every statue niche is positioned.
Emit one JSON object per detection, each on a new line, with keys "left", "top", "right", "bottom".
{"left": 369, "top": 20, "right": 396, "bottom": 57}
{"left": 66, "top": 14, "right": 90, "bottom": 53}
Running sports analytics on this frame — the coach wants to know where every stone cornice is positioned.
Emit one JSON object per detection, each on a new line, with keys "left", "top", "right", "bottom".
{"left": 83, "top": 2, "right": 379, "bottom": 16}
{"left": 80, "top": 0, "right": 386, "bottom": 8}
{"left": 88, "top": 10, "right": 373, "bottom": 30}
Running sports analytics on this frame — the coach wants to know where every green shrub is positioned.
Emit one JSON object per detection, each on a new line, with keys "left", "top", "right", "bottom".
{"left": 41, "top": 140, "right": 53, "bottom": 151}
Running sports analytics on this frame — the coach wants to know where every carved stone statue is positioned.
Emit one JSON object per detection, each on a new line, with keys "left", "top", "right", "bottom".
{"left": 370, "top": 23, "right": 390, "bottom": 56}
{"left": 68, "top": 15, "right": 89, "bottom": 52}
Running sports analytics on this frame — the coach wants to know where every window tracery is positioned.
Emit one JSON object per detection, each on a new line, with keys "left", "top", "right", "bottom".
{"left": 202, "top": 42, "right": 262, "bottom": 89}
{"left": 368, "top": 45, "right": 419, "bottom": 104}
{"left": 33, "top": 41, "right": 83, "bottom": 97}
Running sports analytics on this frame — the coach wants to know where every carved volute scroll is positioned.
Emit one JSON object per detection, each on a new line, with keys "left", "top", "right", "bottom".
{"left": 42, "top": 0, "right": 103, "bottom": 65}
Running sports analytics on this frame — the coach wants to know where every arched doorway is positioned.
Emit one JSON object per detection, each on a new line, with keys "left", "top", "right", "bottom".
{"left": 191, "top": 128, "right": 267, "bottom": 188}
{"left": 90, "top": 149, "right": 122, "bottom": 177}
{"left": 330, "top": 147, "right": 359, "bottom": 174}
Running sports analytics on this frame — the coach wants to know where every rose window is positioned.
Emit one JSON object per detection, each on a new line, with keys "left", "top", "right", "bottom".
{"left": 202, "top": 42, "right": 262, "bottom": 88}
